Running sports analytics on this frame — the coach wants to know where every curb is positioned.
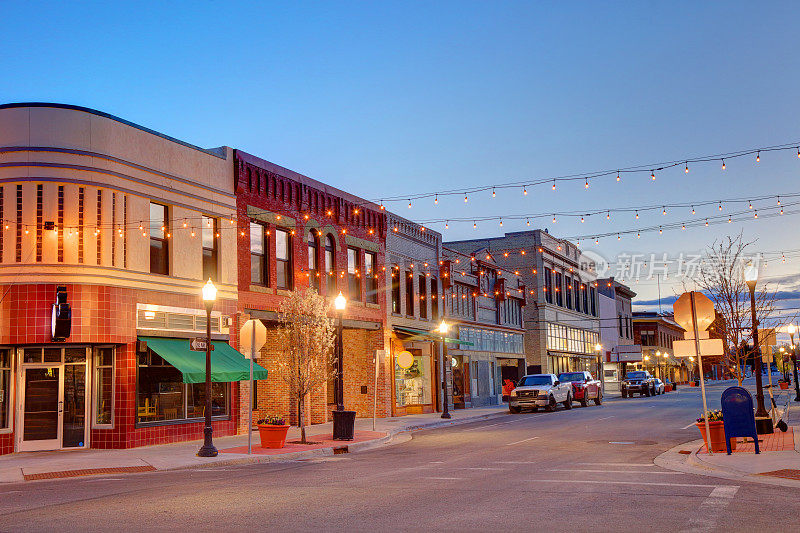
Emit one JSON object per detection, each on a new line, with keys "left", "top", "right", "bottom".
{"left": 654, "top": 438, "right": 800, "bottom": 489}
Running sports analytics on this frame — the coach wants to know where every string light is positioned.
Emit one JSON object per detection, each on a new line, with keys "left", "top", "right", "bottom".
{"left": 584, "top": 178, "right": 589, "bottom": 189}
{"left": 659, "top": 227, "right": 663, "bottom": 234}
{"left": 408, "top": 200, "right": 412, "bottom": 209}
{"left": 651, "top": 170, "right": 656, "bottom": 181}
{"left": 552, "top": 214, "right": 557, "bottom": 223}
{"left": 464, "top": 194, "right": 468, "bottom": 203}
{"left": 777, "top": 196, "right": 782, "bottom": 206}
{"left": 662, "top": 206, "right": 667, "bottom": 215}
{"left": 754, "top": 210, "right": 758, "bottom": 219}
{"left": 580, "top": 216, "right": 584, "bottom": 223}
{"left": 526, "top": 218, "right": 530, "bottom": 226}
{"left": 685, "top": 162, "right": 689, "bottom": 173}
{"left": 606, "top": 211, "right": 610, "bottom": 220}
{"left": 756, "top": 151, "right": 760, "bottom": 162}
{"left": 718, "top": 202, "right": 723, "bottom": 211}
{"left": 445, "top": 221, "right": 449, "bottom": 229}
{"left": 705, "top": 219, "right": 709, "bottom": 226}
{"left": 434, "top": 194, "right": 438, "bottom": 205}
{"left": 499, "top": 218, "right": 503, "bottom": 227}
{"left": 523, "top": 186, "right": 528, "bottom": 196}
{"left": 635, "top": 211, "right": 639, "bottom": 219}
{"left": 492, "top": 188, "right": 496, "bottom": 198}
{"left": 552, "top": 179, "right": 556, "bottom": 191}
{"left": 473, "top": 221, "right": 477, "bottom": 229}
{"left": 721, "top": 159, "right": 726, "bottom": 170}
{"left": 616, "top": 171, "right": 620, "bottom": 182}
{"left": 691, "top": 206, "right": 695, "bottom": 215}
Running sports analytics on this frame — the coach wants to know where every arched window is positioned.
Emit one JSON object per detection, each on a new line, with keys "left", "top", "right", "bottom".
{"left": 308, "top": 229, "right": 319, "bottom": 291}
{"left": 325, "top": 234, "right": 336, "bottom": 295}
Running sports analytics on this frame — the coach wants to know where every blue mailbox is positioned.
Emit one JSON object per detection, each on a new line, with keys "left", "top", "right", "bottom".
{"left": 720, "top": 386, "right": 760, "bottom": 455}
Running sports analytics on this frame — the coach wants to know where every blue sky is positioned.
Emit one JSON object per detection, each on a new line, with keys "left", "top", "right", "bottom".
{"left": 2, "top": 1, "right": 800, "bottom": 316}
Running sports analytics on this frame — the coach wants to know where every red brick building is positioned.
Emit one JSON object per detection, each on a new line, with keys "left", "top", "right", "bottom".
{"left": 233, "top": 150, "right": 390, "bottom": 428}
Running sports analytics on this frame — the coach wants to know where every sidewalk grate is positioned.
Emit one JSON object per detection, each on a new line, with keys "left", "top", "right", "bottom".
{"left": 23, "top": 465, "right": 156, "bottom": 481}
{"left": 758, "top": 469, "right": 800, "bottom": 481}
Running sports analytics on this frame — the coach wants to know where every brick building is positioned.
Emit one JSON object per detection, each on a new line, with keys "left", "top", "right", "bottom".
{"left": 234, "top": 150, "right": 389, "bottom": 429}
{"left": 632, "top": 312, "right": 689, "bottom": 383}
{"left": 439, "top": 246, "right": 526, "bottom": 408}
{"left": 597, "top": 277, "right": 640, "bottom": 390}
{"left": 446, "top": 230, "right": 599, "bottom": 376}
{"left": 385, "top": 213, "right": 445, "bottom": 416}
{"left": 0, "top": 103, "right": 255, "bottom": 455}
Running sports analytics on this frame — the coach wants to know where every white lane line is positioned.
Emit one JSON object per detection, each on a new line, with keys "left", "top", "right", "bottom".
{"left": 429, "top": 461, "right": 444, "bottom": 464}
{"left": 531, "top": 479, "right": 723, "bottom": 488}
{"left": 609, "top": 441, "right": 635, "bottom": 444}
{"left": 83, "top": 478, "right": 124, "bottom": 482}
{"left": 548, "top": 469, "right": 683, "bottom": 474}
{"left": 679, "top": 485, "right": 739, "bottom": 533}
{"left": 578, "top": 463, "right": 655, "bottom": 467}
{"left": 597, "top": 416, "right": 615, "bottom": 420}
{"left": 462, "top": 422, "right": 503, "bottom": 432}
{"left": 496, "top": 461, "right": 541, "bottom": 464}
{"left": 425, "top": 477, "right": 463, "bottom": 480}
{"left": 457, "top": 467, "right": 507, "bottom": 471}
{"left": 681, "top": 422, "right": 697, "bottom": 429}
{"left": 506, "top": 436, "right": 540, "bottom": 446}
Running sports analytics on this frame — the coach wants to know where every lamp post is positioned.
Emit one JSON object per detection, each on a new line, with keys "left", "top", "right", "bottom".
{"left": 744, "top": 261, "right": 772, "bottom": 434}
{"left": 197, "top": 279, "right": 218, "bottom": 457}
{"left": 594, "top": 343, "right": 604, "bottom": 390}
{"left": 644, "top": 354, "right": 650, "bottom": 375}
{"left": 689, "top": 356, "right": 695, "bottom": 382}
{"left": 655, "top": 350, "right": 662, "bottom": 380}
{"left": 662, "top": 351, "right": 669, "bottom": 383}
{"left": 788, "top": 325, "right": 800, "bottom": 402}
{"left": 334, "top": 291, "right": 346, "bottom": 411}
{"left": 438, "top": 320, "right": 452, "bottom": 419}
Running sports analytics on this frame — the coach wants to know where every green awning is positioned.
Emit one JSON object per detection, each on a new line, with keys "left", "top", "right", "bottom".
{"left": 139, "top": 337, "right": 268, "bottom": 384}
{"left": 392, "top": 326, "right": 474, "bottom": 346}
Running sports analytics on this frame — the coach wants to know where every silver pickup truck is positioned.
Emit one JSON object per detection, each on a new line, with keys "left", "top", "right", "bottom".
{"left": 508, "top": 373, "right": 573, "bottom": 413}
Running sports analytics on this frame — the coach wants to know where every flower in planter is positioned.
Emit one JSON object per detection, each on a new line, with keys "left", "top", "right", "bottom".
{"left": 257, "top": 415, "right": 287, "bottom": 426}
{"left": 696, "top": 410, "right": 723, "bottom": 423}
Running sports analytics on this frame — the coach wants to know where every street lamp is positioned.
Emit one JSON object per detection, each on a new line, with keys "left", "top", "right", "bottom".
{"left": 656, "top": 350, "right": 662, "bottom": 380}
{"left": 197, "top": 279, "right": 218, "bottom": 457}
{"left": 334, "top": 291, "right": 347, "bottom": 412}
{"left": 594, "top": 343, "right": 604, "bottom": 390}
{"left": 689, "top": 356, "right": 695, "bottom": 382}
{"left": 662, "top": 351, "right": 670, "bottom": 383}
{"left": 437, "top": 320, "right": 452, "bottom": 419}
{"left": 744, "top": 261, "right": 772, "bottom": 434}
{"left": 787, "top": 324, "right": 800, "bottom": 402}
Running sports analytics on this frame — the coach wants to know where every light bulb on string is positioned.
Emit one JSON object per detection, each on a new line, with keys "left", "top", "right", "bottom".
{"left": 182, "top": 220, "right": 188, "bottom": 228}
{"left": 681, "top": 224, "right": 686, "bottom": 230}
{"left": 662, "top": 206, "right": 667, "bottom": 215}
{"left": 635, "top": 210, "right": 639, "bottom": 220}
{"left": 552, "top": 179, "right": 556, "bottom": 191}
{"left": 756, "top": 151, "right": 760, "bottom": 162}
{"left": 606, "top": 211, "right": 610, "bottom": 220}
{"left": 780, "top": 207, "right": 784, "bottom": 215}
{"left": 492, "top": 188, "right": 496, "bottom": 198}
{"left": 408, "top": 199, "right": 412, "bottom": 209}
{"left": 749, "top": 201, "right": 753, "bottom": 209}
{"left": 797, "top": 147, "right": 800, "bottom": 158}
{"left": 651, "top": 170, "right": 656, "bottom": 181}
{"left": 685, "top": 162, "right": 689, "bottom": 173}
{"left": 617, "top": 234, "right": 621, "bottom": 241}
{"left": 473, "top": 221, "right": 477, "bottom": 229}
{"left": 464, "top": 194, "right": 468, "bottom": 203}
{"left": 718, "top": 202, "right": 723, "bottom": 211}
{"left": 445, "top": 221, "right": 449, "bottom": 229}
{"left": 659, "top": 227, "right": 663, "bottom": 235}
{"left": 637, "top": 232, "right": 641, "bottom": 238}
{"left": 728, "top": 216, "right": 732, "bottom": 223}
{"left": 705, "top": 219, "right": 709, "bottom": 227}
{"left": 595, "top": 237, "right": 599, "bottom": 244}
{"left": 526, "top": 218, "right": 530, "bottom": 226}
{"left": 754, "top": 210, "right": 758, "bottom": 219}
{"left": 499, "top": 218, "right": 503, "bottom": 227}
{"left": 691, "top": 206, "right": 695, "bottom": 215}
{"left": 523, "top": 186, "right": 527, "bottom": 196}
{"left": 777, "top": 196, "right": 781, "bottom": 206}
{"left": 616, "top": 171, "right": 621, "bottom": 182}
{"left": 721, "top": 159, "right": 726, "bottom": 170}
{"left": 584, "top": 178, "right": 589, "bottom": 189}
{"left": 580, "top": 216, "right": 584, "bottom": 223}
{"left": 434, "top": 194, "right": 438, "bottom": 205}
{"left": 552, "top": 214, "right": 556, "bottom": 223}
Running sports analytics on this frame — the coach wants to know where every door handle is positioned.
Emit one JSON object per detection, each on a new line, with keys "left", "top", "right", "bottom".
{"left": 58, "top": 400, "right": 63, "bottom": 414}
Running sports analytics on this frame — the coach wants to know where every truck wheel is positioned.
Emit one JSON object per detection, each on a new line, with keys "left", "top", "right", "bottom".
{"left": 621, "top": 390, "right": 627, "bottom": 398}
{"left": 580, "top": 394, "right": 588, "bottom": 407}
{"left": 644, "top": 388, "right": 650, "bottom": 397}
{"left": 594, "top": 391, "right": 603, "bottom": 405}
{"left": 545, "top": 396, "right": 556, "bottom": 412}
{"left": 509, "top": 406, "right": 521, "bottom": 414}
{"left": 563, "top": 394, "right": 572, "bottom": 410}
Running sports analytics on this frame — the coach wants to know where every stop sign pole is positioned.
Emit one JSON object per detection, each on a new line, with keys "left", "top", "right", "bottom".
{"left": 689, "top": 291, "right": 714, "bottom": 455}
{"left": 240, "top": 319, "right": 267, "bottom": 454}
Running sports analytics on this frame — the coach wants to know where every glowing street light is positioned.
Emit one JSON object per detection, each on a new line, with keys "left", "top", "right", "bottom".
{"left": 197, "top": 279, "right": 218, "bottom": 457}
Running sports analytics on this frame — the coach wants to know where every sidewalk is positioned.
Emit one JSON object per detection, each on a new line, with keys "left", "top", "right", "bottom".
{"left": 656, "top": 389, "right": 800, "bottom": 488}
{"left": 0, "top": 405, "right": 509, "bottom": 483}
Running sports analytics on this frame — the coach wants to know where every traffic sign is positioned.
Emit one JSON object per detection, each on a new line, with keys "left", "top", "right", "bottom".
{"left": 190, "top": 337, "right": 214, "bottom": 352}
{"left": 674, "top": 338, "right": 724, "bottom": 358}
{"left": 240, "top": 319, "right": 267, "bottom": 359}
{"left": 674, "top": 291, "right": 715, "bottom": 339}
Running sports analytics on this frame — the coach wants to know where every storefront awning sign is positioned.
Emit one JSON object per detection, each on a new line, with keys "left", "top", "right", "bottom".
{"left": 392, "top": 326, "right": 474, "bottom": 346}
{"left": 139, "top": 336, "right": 269, "bottom": 383}
{"left": 396, "top": 350, "right": 414, "bottom": 369}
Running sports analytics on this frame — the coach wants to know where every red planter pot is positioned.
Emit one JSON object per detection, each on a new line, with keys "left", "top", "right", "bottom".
{"left": 696, "top": 420, "right": 736, "bottom": 453}
{"left": 779, "top": 382, "right": 789, "bottom": 390}
{"left": 257, "top": 424, "right": 291, "bottom": 449}
{"left": 665, "top": 384, "right": 673, "bottom": 392}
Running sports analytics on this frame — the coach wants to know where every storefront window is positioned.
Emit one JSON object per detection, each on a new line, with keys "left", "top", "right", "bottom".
{"left": 0, "top": 348, "right": 10, "bottom": 429}
{"left": 136, "top": 349, "right": 231, "bottom": 424}
{"left": 94, "top": 347, "right": 113, "bottom": 426}
{"left": 394, "top": 351, "right": 431, "bottom": 407}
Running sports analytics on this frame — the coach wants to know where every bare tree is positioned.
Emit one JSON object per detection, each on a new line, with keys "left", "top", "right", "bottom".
{"left": 691, "top": 233, "right": 784, "bottom": 385}
{"left": 276, "top": 288, "right": 337, "bottom": 443}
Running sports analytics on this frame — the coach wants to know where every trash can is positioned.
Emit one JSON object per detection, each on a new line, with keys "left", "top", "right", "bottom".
{"left": 332, "top": 410, "right": 356, "bottom": 440}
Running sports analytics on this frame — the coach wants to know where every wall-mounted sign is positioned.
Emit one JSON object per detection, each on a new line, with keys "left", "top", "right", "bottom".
{"left": 396, "top": 350, "right": 414, "bottom": 369}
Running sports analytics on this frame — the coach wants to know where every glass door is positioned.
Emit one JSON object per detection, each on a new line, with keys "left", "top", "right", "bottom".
{"left": 20, "top": 367, "right": 61, "bottom": 451}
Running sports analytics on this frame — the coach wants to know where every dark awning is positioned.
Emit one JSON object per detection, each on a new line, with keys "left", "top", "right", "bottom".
{"left": 392, "top": 326, "right": 474, "bottom": 346}
{"left": 139, "top": 336, "right": 269, "bottom": 383}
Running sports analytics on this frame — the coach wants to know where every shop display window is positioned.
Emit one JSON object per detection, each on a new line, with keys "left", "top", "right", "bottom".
{"left": 394, "top": 351, "right": 431, "bottom": 407}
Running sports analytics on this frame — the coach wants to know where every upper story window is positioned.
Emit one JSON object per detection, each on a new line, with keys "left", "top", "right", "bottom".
{"left": 325, "top": 235, "right": 336, "bottom": 295}
{"left": 405, "top": 271, "right": 414, "bottom": 316}
{"left": 308, "top": 230, "right": 319, "bottom": 291}
{"left": 276, "top": 228, "right": 292, "bottom": 290}
{"left": 555, "top": 272, "right": 563, "bottom": 307}
{"left": 564, "top": 276, "right": 573, "bottom": 310}
{"left": 347, "top": 247, "right": 361, "bottom": 301}
{"left": 419, "top": 274, "right": 427, "bottom": 319}
{"left": 202, "top": 216, "right": 217, "bottom": 281}
{"left": 430, "top": 278, "right": 439, "bottom": 321}
{"left": 573, "top": 279, "right": 581, "bottom": 312}
{"left": 590, "top": 286, "right": 597, "bottom": 316}
{"left": 250, "top": 222, "right": 267, "bottom": 286}
{"left": 391, "top": 266, "right": 401, "bottom": 313}
{"left": 149, "top": 203, "right": 169, "bottom": 275}
{"left": 582, "top": 284, "right": 588, "bottom": 314}
{"left": 544, "top": 269, "right": 553, "bottom": 304}
{"left": 365, "top": 251, "right": 377, "bottom": 304}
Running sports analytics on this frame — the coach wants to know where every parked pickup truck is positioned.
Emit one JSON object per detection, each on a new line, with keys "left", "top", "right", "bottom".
{"left": 621, "top": 370, "right": 656, "bottom": 398}
{"left": 558, "top": 371, "right": 603, "bottom": 407}
{"left": 509, "top": 374, "right": 573, "bottom": 413}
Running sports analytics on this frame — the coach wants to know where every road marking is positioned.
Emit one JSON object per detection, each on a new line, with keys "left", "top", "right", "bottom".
{"left": 597, "top": 416, "right": 615, "bottom": 420}
{"left": 457, "top": 467, "right": 507, "bottom": 471}
{"left": 679, "top": 485, "right": 739, "bottom": 532}
{"left": 506, "top": 436, "right": 540, "bottom": 446}
{"left": 463, "top": 422, "right": 503, "bottom": 432}
{"left": 530, "top": 479, "right": 723, "bottom": 488}
{"left": 429, "top": 461, "right": 444, "bottom": 464}
{"left": 578, "top": 463, "right": 655, "bottom": 467}
{"left": 609, "top": 441, "right": 635, "bottom": 445}
{"left": 496, "top": 461, "right": 541, "bottom": 464}
{"left": 83, "top": 478, "right": 124, "bottom": 482}
{"left": 548, "top": 469, "right": 683, "bottom": 474}
{"left": 681, "top": 422, "right": 697, "bottom": 429}
{"left": 425, "top": 477, "right": 463, "bottom": 480}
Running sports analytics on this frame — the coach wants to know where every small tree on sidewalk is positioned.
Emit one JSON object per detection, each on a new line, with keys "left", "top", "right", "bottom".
{"left": 276, "top": 288, "right": 337, "bottom": 443}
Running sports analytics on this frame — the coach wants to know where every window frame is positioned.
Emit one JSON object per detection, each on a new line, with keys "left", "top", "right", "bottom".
{"left": 201, "top": 215, "right": 218, "bottom": 282}
{"left": 307, "top": 229, "right": 319, "bottom": 291}
{"left": 149, "top": 202, "right": 170, "bottom": 275}
{"left": 250, "top": 221, "right": 268, "bottom": 287}
{"left": 92, "top": 346, "right": 115, "bottom": 428}
{"left": 430, "top": 277, "right": 439, "bottom": 321}
{"left": 391, "top": 266, "right": 401, "bottom": 314}
{"left": 419, "top": 274, "right": 427, "bottom": 319}
{"left": 347, "top": 247, "right": 361, "bottom": 301}
{"left": 0, "top": 347, "right": 12, "bottom": 432}
{"left": 275, "top": 228, "right": 293, "bottom": 290}
{"left": 365, "top": 251, "right": 378, "bottom": 304}
{"left": 325, "top": 234, "right": 336, "bottom": 295}
{"left": 405, "top": 270, "right": 414, "bottom": 316}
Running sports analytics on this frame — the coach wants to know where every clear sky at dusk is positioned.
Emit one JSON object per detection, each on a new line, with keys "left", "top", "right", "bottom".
{"left": 2, "top": 1, "right": 799, "bottom": 313}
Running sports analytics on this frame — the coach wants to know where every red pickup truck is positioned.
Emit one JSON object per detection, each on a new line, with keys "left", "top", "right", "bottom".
{"left": 557, "top": 371, "right": 603, "bottom": 407}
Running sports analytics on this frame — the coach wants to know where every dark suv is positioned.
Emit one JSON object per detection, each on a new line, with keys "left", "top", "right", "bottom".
{"left": 621, "top": 370, "right": 656, "bottom": 398}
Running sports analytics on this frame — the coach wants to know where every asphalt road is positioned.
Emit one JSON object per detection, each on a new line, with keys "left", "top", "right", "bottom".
{"left": 2, "top": 380, "right": 798, "bottom": 532}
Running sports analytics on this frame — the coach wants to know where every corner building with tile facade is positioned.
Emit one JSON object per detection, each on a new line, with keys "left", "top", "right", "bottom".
{"left": 0, "top": 103, "right": 249, "bottom": 455}
{"left": 234, "top": 150, "right": 390, "bottom": 429}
